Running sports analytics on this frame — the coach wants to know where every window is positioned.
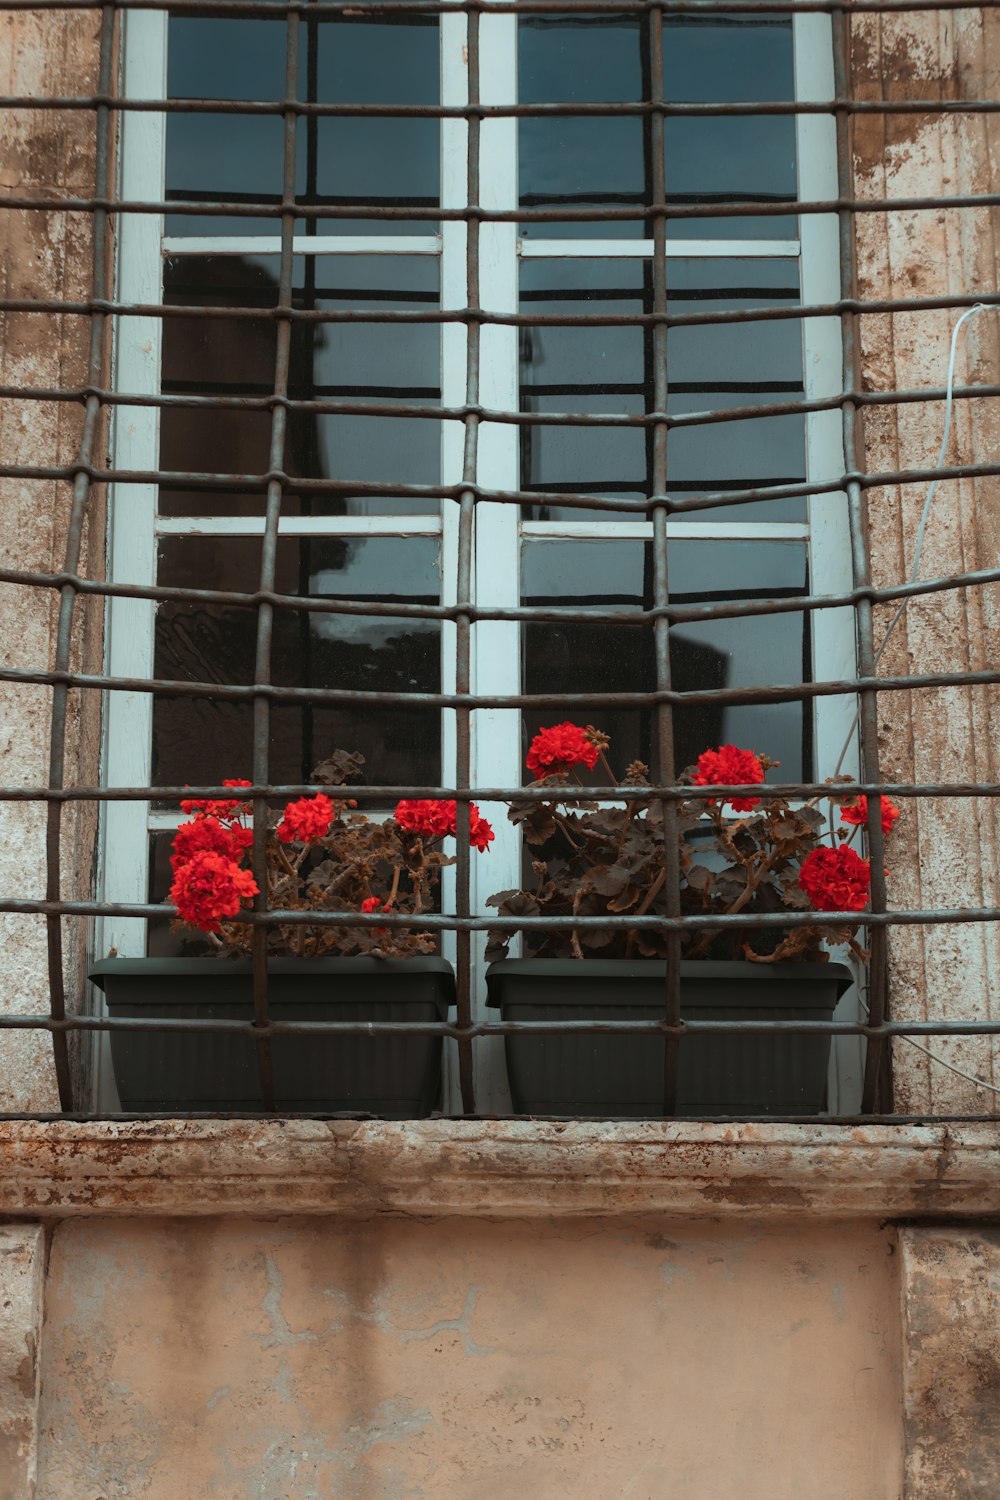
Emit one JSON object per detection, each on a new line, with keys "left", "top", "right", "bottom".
{"left": 100, "top": 0, "right": 859, "bottom": 1112}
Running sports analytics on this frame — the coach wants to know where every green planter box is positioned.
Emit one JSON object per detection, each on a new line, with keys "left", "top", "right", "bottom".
{"left": 90, "top": 957, "right": 454, "bottom": 1116}
{"left": 486, "top": 959, "right": 853, "bottom": 1118}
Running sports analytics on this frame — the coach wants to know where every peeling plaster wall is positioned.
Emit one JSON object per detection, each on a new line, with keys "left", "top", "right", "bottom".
{"left": 0, "top": 10, "right": 107, "bottom": 1109}
{"left": 34, "top": 1217, "right": 903, "bottom": 1500}
{"left": 851, "top": 9, "right": 1000, "bottom": 1111}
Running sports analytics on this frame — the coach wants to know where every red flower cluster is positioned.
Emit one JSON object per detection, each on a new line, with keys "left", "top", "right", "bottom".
{"left": 393, "top": 799, "right": 495, "bottom": 852}
{"left": 170, "top": 816, "right": 253, "bottom": 874}
{"left": 526, "top": 723, "right": 601, "bottom": 777}
{"left": 839, "top": 795, "right": 901, "bottom": 836}
{"left": 798, "top": 845, "right": 871, "bottom": 913}
{"left": 169, "top": 850, "right": 258, "bottom": 933}
{"left": 361, "top": 896, "right": 385, "bottom": 914}
{"left": 180, "top": 779, "right": 253, "bottom": 823}
{"left": 276, "top": 794, "right": 335, "bottom": 845}
{"left": 692, "top": 744, "right": 764, "bottom": 813}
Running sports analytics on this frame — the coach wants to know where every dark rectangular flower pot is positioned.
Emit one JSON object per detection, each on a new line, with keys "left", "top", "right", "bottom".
{"left": 486, "top": 959, "right": 853, "bottom": 1118}
{"left": 90, "top": 957, "right": 454, "bottom": 1115}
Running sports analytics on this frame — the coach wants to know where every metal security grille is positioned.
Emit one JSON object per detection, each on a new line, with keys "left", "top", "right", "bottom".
{"left": 2, "top": 0, "right": 1000, "bottom": 1120}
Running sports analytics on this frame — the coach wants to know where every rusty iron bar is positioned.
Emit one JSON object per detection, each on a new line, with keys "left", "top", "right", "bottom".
{"left": 245, "top": 8, "right": 306, "bottom": 1111}
{"left": 7, "top": 458, "right": 1000, "bottom": 517}
{"left": 7, "top": 658, "right": 1000, "bottom": 711}
{"left": 2, "top": 0, "right": 1000, "bottom": 17}
{"left": 2, "top": 289, "right": 999, "bottom": 332}
{"left": 5, "top": 380, "right": 1000, "bottom": 436}
{"left": 452, "top": 0, "right": 479, "bottom": 1114}
{"left": 6, "top": 780, "right": 1000, "bottom": 805}
{"left": 3, "top": 1012, "right": 1000, "bottom": 1039}
{"left": 3, "top": 897, "right": 1000, "bottom": 934}
{"left": 646, "top": 2, "right": 682, "bottom": 1116}
{"left": 12, "top": 92, "right": 1000, "bottom": 119}
{"left": 6, "top": 189, "right": 1000, "bottom": 220}
{"left": 0, "top": 560, "right": 997, "bottom": 633}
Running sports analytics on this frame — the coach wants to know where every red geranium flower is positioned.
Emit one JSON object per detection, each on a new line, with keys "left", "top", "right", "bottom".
{"left": 692, "top": 744, "right": 765, "bottom": 813}
{"left": 170, "top": 816, "right": 253, "bottom": 874}
{"left": 468, "top": 805, "right": 495, "bottom": 853}
{"left": 395, "top": 799, "right": 457, "bottom": 839}
{"left": 526, "top": 723, "right": 601, "bottom": 777}
{"left": 169, "top": 850, "right": 259, "bottom": 934}
{"left": 276, "top": 794, "right": 335, "bottom": 845}
{"left": 798, "top": 845, "right": 871, "bottom": 913}
{"left": 394, "top": 798, "right": 495, "bottom": 850}
{"left": 181, "top": 778, "right": 253, "bottom": 823}
{"left": 839, "top": 795, "right": 901, "bottom": 836}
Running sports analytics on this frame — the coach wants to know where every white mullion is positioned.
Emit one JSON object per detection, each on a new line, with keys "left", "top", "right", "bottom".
{"left": 439, "top": 0, "right": 468, "bottom": 1107}
{"left": 469, "top": 0, "right": 519, "bottom": 1110}
{"left": 796, "top": 12, "right": 861, "bottom": 1111}
{"left": 155, "top": 515, "right": 442, "bottom": 538}
{"left": 101, "top": 7, "right": 167, "bottom": 965}
{"left": 520, "top": 239, "right": 800, "bottom": 261}
{"left": 162, "top": 235, "right": 442, "bottom": 257}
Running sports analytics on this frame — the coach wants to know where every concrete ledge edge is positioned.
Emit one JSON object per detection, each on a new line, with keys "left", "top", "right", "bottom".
{"left": 0, "top": 1119, "right": 998, "bottom": 1218}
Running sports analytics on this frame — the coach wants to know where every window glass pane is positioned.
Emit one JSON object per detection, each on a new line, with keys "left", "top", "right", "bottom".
{"left": 166, "top": 13, "right": 440, "bottom": 237}
{"left": 518, "top": 12, "right": 796, "bottom": 239}
{"left": 666, "top": 258, "right": 806, "bottom": 521}
{"left": 302, "top": 17, "right": 440, "bottom": 235}
{"left": 518, "top": 258, "right": 806, "bottom": 522}
{"left": 521, "top": 539, "right": 811, "bottom": 780}
{"left": 663, "top": 14, "right": 796, "bottom": 239}
{"left": 159, "top": 255, "right": 441, "bottom": 518}
{"left": 151, "top": 537, "right": 441, "bottom": 794}
{"left": 519, "top": 15, "right": 644, "bottom": 239}
{"left": 520, "top": 259, "right": 647, "bottom": 518}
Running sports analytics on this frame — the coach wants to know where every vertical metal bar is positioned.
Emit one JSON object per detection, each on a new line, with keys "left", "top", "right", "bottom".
{"left": 648, "top": 1, "right": 682, "bottom": 1116}
{"left": 44, "top": 2, "right": 117, "bottom": 1112}
{"left": 249, "top": 4, "right": 301, "bottom": 1111}
{"left": 832, "top": 12, "right": 888, "bottom": 1112}
{"left": 453, "top": 0, "right": 480, "bottom": 1115}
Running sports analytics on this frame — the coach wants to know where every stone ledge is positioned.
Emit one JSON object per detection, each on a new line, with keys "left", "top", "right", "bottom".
{"left": 0, "top": 1119, "right": 998, "bottom": 1218}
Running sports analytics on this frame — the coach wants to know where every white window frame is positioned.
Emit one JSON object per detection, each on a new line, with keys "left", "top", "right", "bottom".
{"left": 99, "top": 4, "right": 861, "bottom": 1113}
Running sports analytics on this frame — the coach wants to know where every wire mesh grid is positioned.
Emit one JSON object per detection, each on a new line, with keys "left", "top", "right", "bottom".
{"left": 1, "top": 0, "right": 999, "bottom": 1120}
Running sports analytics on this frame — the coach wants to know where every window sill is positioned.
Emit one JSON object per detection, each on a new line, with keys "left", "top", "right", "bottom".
{"left": 0, "top": 1119, "right": 997, "bottom": 1219}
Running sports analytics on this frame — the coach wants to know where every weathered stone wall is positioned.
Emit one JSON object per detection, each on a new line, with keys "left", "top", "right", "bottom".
{"left": 32, "top": 1216, "right": 902, "bottom": 1500}
{"left": 0, "top": 9, "right": 107, "bottom": 1109}
{"left": 852, "top": 8, "right": 1000, "bottom": 1111}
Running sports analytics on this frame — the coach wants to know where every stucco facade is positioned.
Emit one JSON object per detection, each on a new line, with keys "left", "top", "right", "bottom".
{"left": 2, "top": 5, "right": 1000, "bottom": 1499}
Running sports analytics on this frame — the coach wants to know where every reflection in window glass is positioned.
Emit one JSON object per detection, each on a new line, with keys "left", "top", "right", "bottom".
{"left": 166, "top": 13, "right": 440, "bottom": 236}
{"left": 522, "top": 539, "right": 811, "bottom": 780}
{"left": 519, "top": 259, "right": 807, "bottom": 521}
{"left": 152, "top": 537, "right": 441, "bottom": 793}
{"left": 666, "top": 258, "right": 805, "bottom": 520}
{"left": 159, "top": 256, "right": 440, "bottom": 517}
{"left": 518, "top": 12, "right": 797, "bottom": 239}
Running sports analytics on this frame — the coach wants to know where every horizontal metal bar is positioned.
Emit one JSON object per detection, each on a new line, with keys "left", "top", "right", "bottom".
{"left": 4, "top": 191, "right": 1000, "bottom": 223}
{"left": 2, "top": 557, "right": 998, "bottom": 630}
{"left": 5, "top": 780, "right": 1000, "bottom": 805}
{"left": 4, "top": 291, "right": 997, "bottom": 336}
{"left": 1, "top": 0, "right": 998, "bottom": 16}
{"left": 6, "top": 899, "right": 1000, "bottom": 933}
{"left": 8, "top": 458, "right": 1000, "bottom": 517}
{"left": 5, "top": 1013, "right": 1000, "bottom": 1039}
{"left": 12, "top": 93, "right": 1000, "bottom": 121}
{"left": 5, "top": 658, "right": 1000, "bottom": 710}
